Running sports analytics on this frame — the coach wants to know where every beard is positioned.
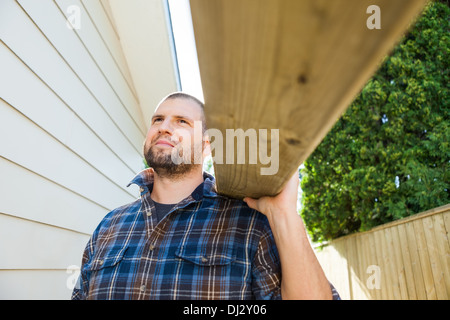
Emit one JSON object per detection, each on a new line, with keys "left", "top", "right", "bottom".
{"left": 144, "top": 136, "right": 204, "bottom": 179}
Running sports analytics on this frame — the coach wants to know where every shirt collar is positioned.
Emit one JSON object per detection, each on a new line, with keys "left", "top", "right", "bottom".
{"left": 127, "top": 169, "right": 218, "bottom": 200}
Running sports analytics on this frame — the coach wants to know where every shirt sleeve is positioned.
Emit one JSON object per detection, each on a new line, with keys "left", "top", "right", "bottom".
{"left": 329, "top": 282, "right": 341, "bottom": 300}
{"left": 251, "top": 230, "right": 282, "bottom": 300}
{"left": 251, "top": 223, "right": 341, "bottom": 300}
{"left": 71, "top": 234, "right": 96, "bottom": 300}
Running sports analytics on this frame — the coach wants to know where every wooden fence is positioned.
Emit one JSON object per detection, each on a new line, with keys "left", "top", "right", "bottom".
{"left": 315, "top": 204, "right": 450, "bottom": 300}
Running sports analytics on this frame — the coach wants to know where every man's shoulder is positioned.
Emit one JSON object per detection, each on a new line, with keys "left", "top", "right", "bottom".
{"left": 204, "top": 195, "right": 272, "bottom": 233}
{"left": 94, "top": 198, "right": 142, "bottom": 233}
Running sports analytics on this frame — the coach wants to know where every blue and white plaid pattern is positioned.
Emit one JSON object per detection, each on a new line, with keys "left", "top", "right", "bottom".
{"left": 72, "top": 170, "right": 282, "bottom": 299}
{"left": 72, "top": 169, "right": 339, "bottom": 300}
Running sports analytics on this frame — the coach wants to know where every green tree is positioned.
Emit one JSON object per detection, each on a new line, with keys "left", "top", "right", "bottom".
{"left": 300, "top": 1, "right": 449, "bottom": 243}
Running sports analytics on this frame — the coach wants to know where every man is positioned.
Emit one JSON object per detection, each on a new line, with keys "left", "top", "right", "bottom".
{"left": 72, "top": 92, "right": 339, "bottom": 300}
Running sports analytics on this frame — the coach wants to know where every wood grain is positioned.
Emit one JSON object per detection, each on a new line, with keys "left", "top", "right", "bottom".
{"left": 190, "top": 0, "right": 428, "bottom": 198}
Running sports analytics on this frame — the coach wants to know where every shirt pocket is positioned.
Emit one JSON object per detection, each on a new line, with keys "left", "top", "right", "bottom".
{"left": 174, "top": 246, "right": 236, "bottom": 267}
{"left": 173, "top": 246, "right": 248, "bottom": 299}
{"left": 85, "top": 246, "right": 128, "bottom": 271}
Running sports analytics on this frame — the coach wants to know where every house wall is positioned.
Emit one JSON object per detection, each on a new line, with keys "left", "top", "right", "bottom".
{"left": 0, "top": 0, "right": 177, "bottom": 299}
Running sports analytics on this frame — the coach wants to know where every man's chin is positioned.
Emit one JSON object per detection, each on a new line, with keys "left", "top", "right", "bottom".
{"left": 145, "top": 156, "right": 191, "bottom": 178}
{"left": 144, "top": 145, "right": 203, "bottom": 179}
{"left": 152, "top": 163, "right": 199, "bottom": 180}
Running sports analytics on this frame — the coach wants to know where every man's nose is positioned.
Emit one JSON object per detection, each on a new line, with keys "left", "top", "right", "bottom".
{"left": 158, "top": 119, "right": 173, "bottom": 134}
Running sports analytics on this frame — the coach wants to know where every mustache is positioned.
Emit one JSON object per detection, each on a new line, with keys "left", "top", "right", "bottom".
{"left": 151, "top": 134, "right": 178, "bottom": 146}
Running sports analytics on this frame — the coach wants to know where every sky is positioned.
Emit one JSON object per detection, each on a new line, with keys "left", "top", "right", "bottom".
{"left": 167, "top": 0, "right": 210, "bottom": 172}
{"left": 167, "top": 0, "right": 204, "bottom": 102}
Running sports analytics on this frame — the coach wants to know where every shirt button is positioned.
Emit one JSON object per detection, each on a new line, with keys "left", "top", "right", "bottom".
{"left": 201, "top": 256, "right": 208, "bottom": 263}
{"left": 98, "top": 259, "right": 104, "bottom": 265}
{"left": 146, "top": 211, "right": 152, "bottom": 216}
{"left": 140, "top": 285, "right": 146, "bottom": 292}
{"left": 140, "top": 187, "right": 145, "bottom": 193}
{"left": 149, "top": 244, "right": 156, "bottom": 251}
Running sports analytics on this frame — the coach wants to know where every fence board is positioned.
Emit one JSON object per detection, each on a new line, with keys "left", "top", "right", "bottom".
{"left": 345, "top": 237, "right": 357, "bottom": 300}
{"left": 393, "top": 226, "right": 409, "bottom": 299}
{"left": 360, "top": 233, "right": 372, "bottom": 299}
{"left": 373, "top": 229, "right": 386, "bottom": 299}
{"left": 382, "top": 228, "right": 394, "bottom": 299}
{"left": 315, "top": 204, "right": 450, "bottom": 299}
{"left": 367, "top": 232, "right": 381, "bottom": 300}
{"left": 397, "top": 223, "right": 417, "bottom": 299}
{"left": 386, "top": 227, "right": 400, "bottom": 299}
{"left": 432, "top": 214, "right": 450, "bottom": 297}
{"left": 405, "top": 218, "right": 428, "bottom": 299}
{"left": 414, "top": 219, "right": 437, "bottom": 299}
{"left": 423, "top": 216, "right": 447, "bottom": 300}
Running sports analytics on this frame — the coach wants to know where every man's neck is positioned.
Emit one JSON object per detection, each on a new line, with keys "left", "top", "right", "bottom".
{"left": 150, "top": 167, "right": 204, "bottom": 204}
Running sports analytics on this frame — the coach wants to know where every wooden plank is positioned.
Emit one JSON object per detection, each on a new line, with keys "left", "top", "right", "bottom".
{"left": 444, "top": 211, "right": 450, "bottom": 239}
{"left": 316, "top": 242, "right": 352, "bottom": 300}
{"left": 190, "top": 0, "right": 428, "bottom": 198}
{"left": 354, "top": 232, "right": 370, "bottom": 299}
{"left": 367, "top": 232, "right": 381, "bottom": 300}
{"left": 432, "top": 213, "right": 450, "bottom": 298}
{"left": 397, "top": 223, "right": 418, "bottom": 299}
{"left": 405, "top": 219, "right": 427, "bottom": 299}
{"left": 391, "top": 226, "right": 409, "bottom": 299}
{"left": 379, "top": 228, "right": 396, "bottom": 299}
{"left": 373, "top": 230, "right": 387, "bottom": 299}
{"left": 330, "top": 240, "right": 351, "bottom": 300}
{"left": 413, "top": 219, "right": 437, "bottom": 299}
{"left": 345, "top": 237, "right": 357, "bottom": 300}
{"left": 341, "top": 244, "right": 353, "bottom": 301}
{"left": 359, "top": 233, "right": 372, "bottom": 299}
{"left": 422, "top": 216, "right": 448, "bottom": 299}
{"left": 348, "top": 235, "right": 361, "bottom": 299}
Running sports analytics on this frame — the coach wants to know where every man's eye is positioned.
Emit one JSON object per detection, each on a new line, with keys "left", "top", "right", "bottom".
{"left": 153, "top": 118, "right": 163, "bottom": 123}
{"left": 178, "top": 119, "right": 188, "bottom": 124}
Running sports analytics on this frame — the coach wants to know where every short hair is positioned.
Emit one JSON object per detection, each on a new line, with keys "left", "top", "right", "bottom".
{"left": 164, "top": 92, "right": 204, "bottom": 109}
{"left": 161, "top": 92, "right": 207, "bottom": 132}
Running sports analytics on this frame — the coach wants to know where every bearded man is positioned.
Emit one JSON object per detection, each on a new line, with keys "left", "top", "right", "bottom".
{"left": 72, "top": 92, "right": 339, "bottom": 300}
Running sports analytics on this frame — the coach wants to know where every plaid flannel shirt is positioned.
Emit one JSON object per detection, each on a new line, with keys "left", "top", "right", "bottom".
{"left": 72, "top": 169, "right": 339, "bottom": 300}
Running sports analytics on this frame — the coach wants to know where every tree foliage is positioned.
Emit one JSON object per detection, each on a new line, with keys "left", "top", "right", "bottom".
{"left": 300, "top": 1, "right": 449, "bottom": 242}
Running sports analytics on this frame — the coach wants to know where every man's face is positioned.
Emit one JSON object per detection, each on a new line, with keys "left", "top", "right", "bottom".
{"left": 143, "top": 98, "right": 207, "bottom": 178}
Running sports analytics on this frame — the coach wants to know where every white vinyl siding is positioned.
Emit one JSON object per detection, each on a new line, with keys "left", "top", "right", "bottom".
{"left": 0, "top": 0, "right": 178, "bottom": 299}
